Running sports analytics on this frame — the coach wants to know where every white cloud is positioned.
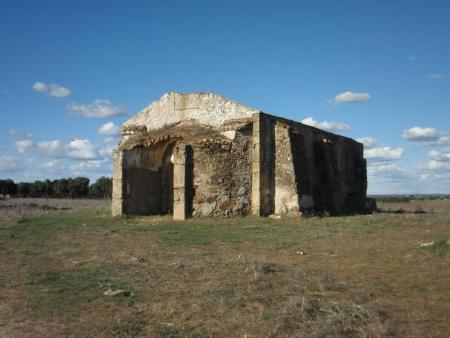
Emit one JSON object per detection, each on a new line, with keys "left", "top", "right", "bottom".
{"left": 367, "top": 162, "right": 401, "bottom": 177}
{"left": 71, "top": 158, "right": 112, "bottom": 177}
{"left": 366, "top": 161, "right": 417, "bottom": 194}
{"left": 32, "top": 82, "right": 47, "bottom": 92}
{"left": 428, "top": 149, "right": 450, "bottom": 162}
{"left": 301, "top": 117, "right": 351, "bottom": 132}
{"left": 103, "top": 136, "right": 118, "bottom": 144}
{"left": 66, "top": 139, "right": 98, "bottom": 160}
{"left": 402, "top": 127, "right": 450, "bottom": 146}
{"left": 98, "top": 122, "right": 120, "bottom": 136}
{"left": 36, "top": 140, "right": 64, "bottom": 157}
{"left": 98, "top": 136, "right": 118, "bottom": 158}
{"left": 68, "top": 99, "right": 126, "bottom": 118}
{"left": 402, "top": 127, "right": 439, "bottom": 141}
{"left": 367, "top": 160, "right": 450, "bottom": 194}
{"left": 365, "top": 146, "right": 404, "bottom": 161}
{"left": 357, "top": 137, "right": 377, "bottom": 149}
{"left": 32, "top": 81, "right": 71, "bottom": 98}
{"left": 426, "top": 73, "right": 446, "bottom": 80}
{"left": 9, "top": 128, "right": 32, "bottom": 138}
{"left": 73, "top": 159, "right": 107, "bottom": 171}
{"left": 434, "top": 136, "right": 450, "bottom": 147}
{"left": 334, "top": 91, "right": 371, "bottom": 103}
{"left": 99, "top": 145, "right": 114, "bottom": 158}
{"left": 422, "top": 160, "right": 450, "bottom": 171}
{"left": 33, "top": 138, "right": 108, "bottom": 161}
{"left": 15, "top": 140, "right": 33, "bottom": 154}
{"left": 0, "top": 156, "right": 26, "bottom": 172}
{"left": 38, "top": 160, "right": 66, "bottom": 175}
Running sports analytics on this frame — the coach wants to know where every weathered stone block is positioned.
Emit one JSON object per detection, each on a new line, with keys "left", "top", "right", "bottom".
{"left": 173, "top": 188, "right": 185, "bottom": 202}
{"left": 111, "top": 198, "right": 124, "bottom": 216}
{"left": 173, "top": 165, "right": 185, "bottom": 189}
{"left": 112, "top": 179, "right": 124, "bottom": 199}
{"left": 112, "top": 164, "right": 123, "bottom": 180}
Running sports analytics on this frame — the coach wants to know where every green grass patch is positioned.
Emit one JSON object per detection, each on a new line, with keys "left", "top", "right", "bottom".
{"left": 424, "top": 238, "right": 449, "bottom": 257}
{"left": 27, "top": 266, "right": 139, "bottom": 316}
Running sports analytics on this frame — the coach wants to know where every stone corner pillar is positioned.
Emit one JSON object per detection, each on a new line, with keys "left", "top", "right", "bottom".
{"left": 172, "top": 142, "right": 188, "bottom": 220}
{"left": 111, "top": 149, "right": 125, "bottom": 216}
{"left": 251, "top": 112, "right": 275, "bottom": 216}
{"left": 251, "top": 113, "right": 262, "bottom": 216}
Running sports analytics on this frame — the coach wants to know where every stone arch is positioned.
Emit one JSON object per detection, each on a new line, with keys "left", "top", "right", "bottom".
{"left": 121, "top": 140, "right": 176, "bottom": 215}
{"left": 119, "top": 138, "right": 194, "bottom": 219}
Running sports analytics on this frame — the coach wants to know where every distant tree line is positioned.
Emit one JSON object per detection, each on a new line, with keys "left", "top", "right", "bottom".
{"left": 0, "top": 177, "right": 112, "bottom": 199}
{"left": 370, "top": 194, "right": 450, "bottom": 202}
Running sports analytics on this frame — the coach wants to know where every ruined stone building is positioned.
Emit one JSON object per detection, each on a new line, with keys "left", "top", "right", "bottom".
{"left": 112, "top": 92, "right": 370, "bottom": 219}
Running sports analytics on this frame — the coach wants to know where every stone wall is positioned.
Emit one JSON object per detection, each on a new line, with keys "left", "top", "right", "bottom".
{"left": 274, "top": 122, "right": 300, "bottom": 215}
{"left": 123, "top": 92, "right": 260, "bottom": 133}
{"left": 290, "top": 122, "right": 366, "bottom": 215}
{"left": 253, "top": 112, "right": 367, "bottom": 216}
{"left": 191, "top": 126, "right": 252, "bottom": 217}
{"left": 113, "top": 124, "right": 253, "bottom": 218}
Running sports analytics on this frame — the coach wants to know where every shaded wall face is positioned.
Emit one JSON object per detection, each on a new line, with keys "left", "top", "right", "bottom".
{"left": 122, "top": 142, "right": 174, "bottom": 215}
{"left": 256, "top": 113, "right": 367, "bottom": 216}
{"left": 192, "top": 127, "right": 252, "bottom": 217}
{"left": 302, "top": 130, "right": 366, "bottom": 215}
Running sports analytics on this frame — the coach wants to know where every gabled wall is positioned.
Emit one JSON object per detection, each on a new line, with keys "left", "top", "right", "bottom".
{"left": 123, "top": 92, "right": 260, "bottom": 133}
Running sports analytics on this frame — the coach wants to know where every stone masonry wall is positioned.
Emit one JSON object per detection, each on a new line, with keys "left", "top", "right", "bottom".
{"left": 289, "top": 123, "right": 366, "bottom": 215}
{"left": 254, "top": 113, "right": 367, "bottom": 216}
{"left": 192, "top": 126, "right": 252, "bottom": 217}
{"left": 124, "top": 92, "right": 260, "bottom": 133}
{"left": 274, "top": 122, "right": 300, "bottom": 215}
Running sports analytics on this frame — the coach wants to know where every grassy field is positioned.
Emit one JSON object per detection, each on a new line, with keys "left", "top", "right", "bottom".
{"left": 0, "top": 199, "right": 449, "bottom": 337}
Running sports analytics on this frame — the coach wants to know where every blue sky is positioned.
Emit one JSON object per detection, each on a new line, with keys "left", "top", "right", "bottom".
{"left": 1, "top": 0, "right": 449, "bottom": 194}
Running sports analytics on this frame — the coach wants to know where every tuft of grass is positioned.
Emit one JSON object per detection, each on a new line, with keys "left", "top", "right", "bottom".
{"left": 110, "top": 319, "right": 148, "bottom": 337}
{"left": 424, "top": 238, "right": 449, "bottom": 257}
{"left": 153, "top": 324, "right": 209, "bottom": 338}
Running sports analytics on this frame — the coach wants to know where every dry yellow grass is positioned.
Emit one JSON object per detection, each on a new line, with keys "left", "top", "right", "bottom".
{"left": 0, "top": 199, "right": 449, "bottom": 337}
